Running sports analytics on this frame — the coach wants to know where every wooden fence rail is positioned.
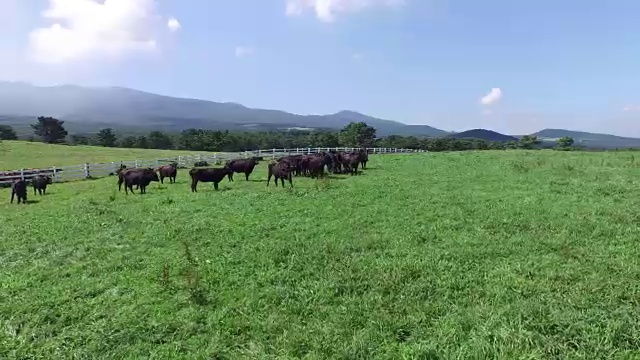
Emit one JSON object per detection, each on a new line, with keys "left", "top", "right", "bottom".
{"left": 0, "top": 147, "right": 423, "bottom": 185}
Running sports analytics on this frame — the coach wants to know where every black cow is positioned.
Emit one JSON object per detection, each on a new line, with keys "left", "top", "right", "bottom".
{"left": 189, "top": 167, "right": 234, "bottom": 192}
{"left": 119, "top": 168, "right": 160, "bottom": 194}
{"left": 357, "top": 149, "right": 369, "bottom": 170}
{"left": 278, "top": 155, "right": 303, "bottom": 176}
{"left": 306, "top": 153, "right": 332, "bottom": 178}
{"left": 157, "top": 162, "right": 178, "bottom": 184}
{"left": 10, "top": 179, "right": 27, "bottom": 204}
{"left": 340, "top": 153, "right": 361, "bottom": 176}
{"left": 226, "top": 158, "right": 259, "bottom": 182}
{"left": 32, "top": 175, "right": 52, "bottom": 196}
{"left": 267, "top": 161, "right": 293, "bottom": 188}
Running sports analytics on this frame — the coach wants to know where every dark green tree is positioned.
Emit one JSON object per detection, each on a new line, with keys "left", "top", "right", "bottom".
{"left": 148, "top": 131, "right": 174, "bottom": 149}
{"left": 134, "top": 135, "right": 149, "bottom": 149}
{"left": 519, "top": 135, "right": 542, "bottom": 149}
{"left": 339, "top": 122, "right": 377, "bottom": 148}
{"left": 118, "top": 136, "right": 137, "bottom": 148}
{"left": 0, "top": 125, "right": 18, "bottom": 140}
{"left": 69, "top": 134, "right": 91, "bottom": 145}
{"left": 96, "top": 128, "right": 117, "bottom": 147}
{"left": 557, "top": 136, "right": 574, "bottom": 150}
{"left": 31, "top": 116, "right": 68, "bottom": 143}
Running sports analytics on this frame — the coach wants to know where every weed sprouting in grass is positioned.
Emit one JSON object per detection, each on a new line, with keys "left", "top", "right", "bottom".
{"left": 180, "top": 238, "right": 208, "bottom": 305}
{"left": 511, "top": 161, "right": 530, "bottom": 173}
{"left": 314, "top": 176, "right": 332, "bottom": 191}
{"left": 161, "top": 262, "right": 170, "bottom": 288}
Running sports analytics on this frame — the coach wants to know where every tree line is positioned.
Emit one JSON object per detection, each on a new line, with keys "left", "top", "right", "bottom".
{"left": 0, "top": 116, "right": 576, "bottom": 152}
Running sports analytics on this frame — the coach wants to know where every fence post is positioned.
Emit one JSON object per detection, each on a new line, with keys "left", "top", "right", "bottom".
{"left": 84, "top": 163, "right": 90, "bottom": 179}
{"left": 52, "top": 166, "right": 57, "bottom": 182}
{"left": 20, "top": 169, "right": 24, "bottom": 181}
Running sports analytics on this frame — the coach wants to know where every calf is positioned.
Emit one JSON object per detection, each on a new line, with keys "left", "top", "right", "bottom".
{"left": 267, "top": 161, "right": 293, "bottom": 188}
{"left": 119, "top": 168, "right": 160, "bottom": 194}
{"left": 189, "top": 167, "right": 234, "bottom": 192}
{"left": 158, "top": 162, "right": 178, "bottom": 184}
{"left": 226, "top": 158, "right": 258, "bottom": 182}
{"left": 32, "top": 175, "right": 52, "bottom": 196}
{"left": 10, "top": 179, "right": 27, "bottom": 204}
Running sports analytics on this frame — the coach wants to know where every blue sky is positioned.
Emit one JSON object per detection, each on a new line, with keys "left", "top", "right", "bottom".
{"left": 0, "top": 0, "right": 639, "bottom": 136}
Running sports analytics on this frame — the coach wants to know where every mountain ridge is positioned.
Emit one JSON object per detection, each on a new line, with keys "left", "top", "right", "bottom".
{"left": 0, "top": 82, "right": 449, "bottom": 137}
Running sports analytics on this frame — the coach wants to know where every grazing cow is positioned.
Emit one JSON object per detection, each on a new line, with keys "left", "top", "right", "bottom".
{"left": 278, "top": 155, "right": 304, "bottom": 176}
{"left": 194, "top": 161, "right": 209, "bottom": 167}
{"left": 267, "top": 161, "right": 293, "bottom": 188}
{"left": 340, "top": 153, "right": 361, "bottom": 176}
{"left": 10, "top": 179, "right": 27, "bottom": 204}
{"left": 189, "top": 167, "right": 234, "bottom": 192}
{"left": 157, "top": 162, "right": 178, "bottom": 184}
{"left": 357, "top": 149, "right": 369, "bottom": 170}
{"left": 306, "top": 153, "right": 332, "bottom": 178}
{"left": 32, "top": 175, "right": 52, "bottom": 196}
{"left": 226, "top": 158, "right": 259, "bottom": 182}
{"left": 119, "top": 168, "right": 159, "bottom": 194}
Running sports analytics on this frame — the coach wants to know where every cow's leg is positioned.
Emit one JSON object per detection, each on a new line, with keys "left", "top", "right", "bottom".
{"left": 228, "top": 173, "right": 233, "bottom": 182}
{"left": 214, "top": 181, "right": 219, "bottom": 191}
{"left": 245, "top": 172, "right": 250, "bottom": 181}
{"left": 160, "top": 176, "right": 164, "bottom": 184}
{"left": 288, "top": 176, "right": 293, "bottom": 188}
{"left": 10, "top": 191, "right": 14, "bottom": 204}
{"left": 191, "top": 180, "right": 197, "bottom": 192}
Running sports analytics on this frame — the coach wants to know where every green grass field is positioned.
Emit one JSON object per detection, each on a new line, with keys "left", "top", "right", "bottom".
{"left": 0, "top": 141, "right": 215, "bottom": 170}
{"left": 2, "top": 150, "right": 640, "bottom": 358}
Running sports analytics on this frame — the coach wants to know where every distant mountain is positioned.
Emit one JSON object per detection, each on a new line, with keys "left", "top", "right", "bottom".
{"left": 449, "top": 129, "right": 518, "bottom": 142}
{"left": 0, "top": 82, "right": 449, "bottom": 137}
{"left": 532, "top": 129, "right": 640, "bottom": 149}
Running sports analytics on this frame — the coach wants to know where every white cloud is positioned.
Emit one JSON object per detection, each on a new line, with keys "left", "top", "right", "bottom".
{"left": 28, "top": 0, "right": 179, "bottom": 64}
{"left": 623, "top": 104, "right": 640, "bottom": 112}
{"left": 479, "top": 87, "right": 503, "bottom": 106}
{"left": 167, "top": 17, "right": 181, "bottom": 32}
{"left": 235, "top": 46, "right": 254, "bottom": 58}
{"left": 285, "top": 0, "right": 406, "bottom": 22}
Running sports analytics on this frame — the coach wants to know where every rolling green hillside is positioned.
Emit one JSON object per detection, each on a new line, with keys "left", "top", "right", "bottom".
{"left": 0, "top": 141, "right": 216, "bottom": 170}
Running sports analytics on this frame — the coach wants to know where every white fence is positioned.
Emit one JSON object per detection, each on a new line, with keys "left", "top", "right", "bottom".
{"left": 0, "top": 147, "right": 423, "bottom": 185}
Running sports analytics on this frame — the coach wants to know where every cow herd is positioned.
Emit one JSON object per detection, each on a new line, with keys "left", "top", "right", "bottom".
{"left": 8, "top": 149, "right": 370, "bottom": 203}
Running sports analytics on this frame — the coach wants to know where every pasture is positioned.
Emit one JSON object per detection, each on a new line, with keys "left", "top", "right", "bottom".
{"left": 2, "top": 150, "right": 640, "bottom": 358}
{"left": 0, "top": 141, "right": 216, "bottom": 169}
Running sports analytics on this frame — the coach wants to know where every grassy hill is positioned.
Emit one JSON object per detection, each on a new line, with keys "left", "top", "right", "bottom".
{"left": 448, "top": 129, "right": 518, "bottom": 142}
{"left": 2, "top": 150, "right": 640, "bottom": 357}
{"left": 532, "top": 128, "right": 640, "bottom": 149}
{"left": 0, "top": 82, "right": 448, "bottom": 137}
{"left": 0, "top": 141, "right": 216, "bottom": 170}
